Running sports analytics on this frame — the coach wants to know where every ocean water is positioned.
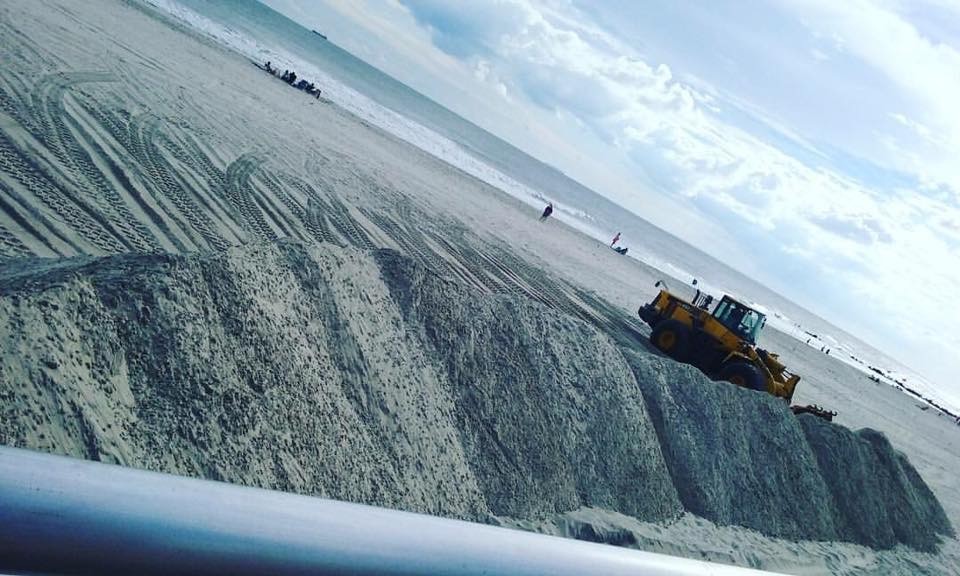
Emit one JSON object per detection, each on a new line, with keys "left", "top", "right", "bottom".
{"left": 143, "top": 0, "right": 953, "bottom": 413}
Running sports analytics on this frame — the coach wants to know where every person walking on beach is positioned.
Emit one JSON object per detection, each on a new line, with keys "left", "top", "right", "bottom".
{"left": 539, "top": 202, "right": 553, "bottom": 221}
{"left": 611, "top": 232, "right": 621, "bottom": 247}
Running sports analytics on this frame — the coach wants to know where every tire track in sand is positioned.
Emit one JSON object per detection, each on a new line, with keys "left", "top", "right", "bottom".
{"left": 222, "top": 153, "right": 278, "bottom": 242}
{"left": 324, "top": 196, "right": 376, "bottom": 250}
{"left": 28, "top": 72, "right": 115, "bottom": 167}
{"left": 0, "top": 115, "right": 130, "bottom": 254}
{"left": 66, "top": 97, "right": 186, "bottom": 252}
{"left": 0, "top": 216, "right": 32, "bottom": 259}
{"left": 27, "top": 72, "right": 161, "bottom": 252}
{"left": 260, "top": 172, "right": 336, "bottom": 245}
{"left": 126, "top": 112, "right": 229, "bottom": 251}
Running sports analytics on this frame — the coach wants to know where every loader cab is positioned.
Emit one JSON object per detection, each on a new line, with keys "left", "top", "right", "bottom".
{"left": 712, "top": 296, "right": 766, "bottom": 345}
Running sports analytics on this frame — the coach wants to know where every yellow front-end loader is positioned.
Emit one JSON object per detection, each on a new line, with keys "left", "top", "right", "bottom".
{"left": 638, "top": 286, "right": 834, "bottom": 419}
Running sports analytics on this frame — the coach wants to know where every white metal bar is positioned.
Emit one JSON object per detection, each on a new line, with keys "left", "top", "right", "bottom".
{"left": 0, "top": 446, "right": 782, "bottom": 575}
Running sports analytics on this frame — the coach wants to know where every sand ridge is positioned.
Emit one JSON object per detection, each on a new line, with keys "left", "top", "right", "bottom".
{"left": 0, "top": 241, "right": 951, "bottom": 555}
{"left": 625, "top": 351, "right": 838, "bottom": 541}
{"left": 0, "top": 241, "right": 681, "bottom": 523}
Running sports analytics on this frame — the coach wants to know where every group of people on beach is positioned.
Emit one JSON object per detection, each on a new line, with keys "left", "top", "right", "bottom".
{"left": 263, "top": 61, "right": 322, "bottom": 98}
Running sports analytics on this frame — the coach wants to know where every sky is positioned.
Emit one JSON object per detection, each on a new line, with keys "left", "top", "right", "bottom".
{"left": 263, "top": 0, "right": 960, "bottom": 408}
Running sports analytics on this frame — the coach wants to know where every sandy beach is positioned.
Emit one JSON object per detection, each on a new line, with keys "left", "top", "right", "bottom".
{"left": 1, "top": 0, "right": 959, "bottom": 574}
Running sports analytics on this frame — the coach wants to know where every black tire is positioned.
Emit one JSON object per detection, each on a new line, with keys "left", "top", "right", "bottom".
{"left": 650, "top": 319, "right": 690, "bottom": 361}
{"left": 718, "top": 362, "right": 767, "bottom": 392}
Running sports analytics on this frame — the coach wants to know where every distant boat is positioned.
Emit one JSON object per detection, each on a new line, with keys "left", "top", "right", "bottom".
{"left": 312, "top": 30, "right": 327, "bottom": 41}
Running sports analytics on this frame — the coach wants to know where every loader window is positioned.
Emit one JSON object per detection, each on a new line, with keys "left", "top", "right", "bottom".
{"left": 739, "top": 311, "right": 765, "bottom": 344}
{"left": 713, "top": 298, "right": 766, "bottom": 344}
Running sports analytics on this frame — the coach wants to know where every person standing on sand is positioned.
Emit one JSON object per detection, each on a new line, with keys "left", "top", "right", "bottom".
{"left": 611, "top": 232, "right": 621, "bottom": 247}
{"left": 539, "top": 202, "right": 553, "bottom": 221}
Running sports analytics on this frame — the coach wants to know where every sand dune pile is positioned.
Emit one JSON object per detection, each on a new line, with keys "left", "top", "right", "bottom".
{"left": 375, "top": 249, "right": 681, "bottom": 521}
{"left": 799, "top": 415, "right": 954, "bottom": 552}
{"left": 625, "top": 351, "right": 954, "bottom": 550}
{"left": 0, "top": 241, "right": 951, "bottom": 552}
{"left": 624, "top": 351, "right": 837, "bottom": 541}
{"left": 0, "top": 241, "right": 681, "bottom": 523}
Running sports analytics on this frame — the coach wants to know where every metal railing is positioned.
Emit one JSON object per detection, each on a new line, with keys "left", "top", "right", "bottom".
{"left": 0, "top": 446, "right": 782, "bottom": 575}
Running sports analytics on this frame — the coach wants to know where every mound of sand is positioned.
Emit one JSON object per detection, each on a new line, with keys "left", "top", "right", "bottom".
{"left": 0, "top": 241, "right": 680, "bottom": 523}
{"left": 624, "top": 350, "right": 952, "bottom": 551}
{"left": 798, "top": 415, "right": 954, "bottom": 552}
{"left": 375, "top": 249, "right": 681, "bottom": 521}
{"left": 623, "top": 350, "right": 837, "bottom": 541}
{"left": 1, "top": 241, "right": 951, "bottom": 554}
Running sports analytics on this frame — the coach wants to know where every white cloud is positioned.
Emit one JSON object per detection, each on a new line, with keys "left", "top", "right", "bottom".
{"left": 781, "top": 0, "right": 960, "bottom": 197}
{"left": 890, "top": 112, "right": 934, "bottom": 142}
{"left": 810, "top": 47, "right": 830, "bottom": 61}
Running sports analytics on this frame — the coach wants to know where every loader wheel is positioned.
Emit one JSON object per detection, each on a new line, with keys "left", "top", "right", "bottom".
{"left": 719, "top": 362, "right": 766, "bottom": 392}
{"left": 650, "top": 320, "right": 690, "bottom": 361}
